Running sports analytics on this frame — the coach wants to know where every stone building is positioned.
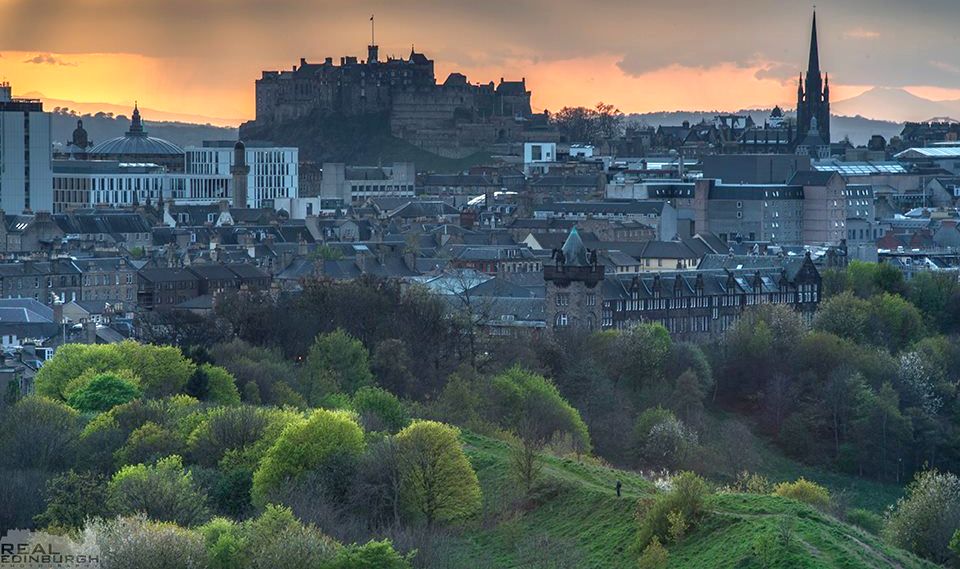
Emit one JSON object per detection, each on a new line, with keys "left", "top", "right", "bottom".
{"left": 544, "top": 228, "right": 604, "bottom": 332}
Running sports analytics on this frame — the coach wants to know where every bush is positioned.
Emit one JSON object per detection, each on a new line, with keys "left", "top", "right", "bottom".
{"left": 243, "top": 505, "right": 339, "bottom": 569}
{"left": 846, "top": 508, "right": 882, "bottom": 535}
{"left": 637, "top": 536, "right": 669, "bottom": 569}
{"left": 90, "top": 515, "right": 208, "bottom": 569}
{"left": 772, "top": 478, "right": 830, "bottom": 511}
{"left": 251, "top": 409, "right": 365, "bottom": 506}
{"left": 329, "top": 539, "right": 413, "bottom": 569}
{"left": 108, "top": 455, "right": 211, "bottom": 527}
{"left": 636, "top": 472, "right": 710, "bottom": 549}
{"left": 395, "top": 420, "right": 481, "bottom": 526}
{"left": 634, "top": 407, "right": 697, "bottom": 470}
{"left": 883, "top": 469, "right": 960, "bottom": 564}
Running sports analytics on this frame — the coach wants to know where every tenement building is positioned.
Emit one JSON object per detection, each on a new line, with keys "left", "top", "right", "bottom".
{"left": 543, "top": 228, "right": 822, "bottom": 339}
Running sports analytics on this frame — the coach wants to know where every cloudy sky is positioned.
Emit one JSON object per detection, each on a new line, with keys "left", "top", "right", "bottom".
{"left": 1, "top": 0, "right": 958, "bottom": 125}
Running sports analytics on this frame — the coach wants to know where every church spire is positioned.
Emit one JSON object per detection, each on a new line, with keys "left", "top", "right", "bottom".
{"left": 807, "top": 10, "right": 820, "bottom": 79}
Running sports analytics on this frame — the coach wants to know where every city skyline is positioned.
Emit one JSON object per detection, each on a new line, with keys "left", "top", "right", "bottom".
{"left": 1, "top": 0, "right": 959, "bottom": 125}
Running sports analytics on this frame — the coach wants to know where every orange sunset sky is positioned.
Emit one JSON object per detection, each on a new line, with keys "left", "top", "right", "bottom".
{"left": 1, "top": 0, "right": 959, "bottom": 126}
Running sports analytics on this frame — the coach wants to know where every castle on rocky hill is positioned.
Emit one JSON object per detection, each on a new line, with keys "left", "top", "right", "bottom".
{"left": 251, "top": 42, "right": 554, "bottom": 158}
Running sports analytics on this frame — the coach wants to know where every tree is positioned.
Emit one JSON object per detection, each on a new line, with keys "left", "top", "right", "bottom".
{"left": 866, "top": 293, "right": 925, "bottom": 353}
{"left": 395, "top": 420, "right": 481, "bottom": 526}
{"left": 633, "top": 407, "right": 698, "bottom": 470}
{"left": 883, "top": 469, "right": 960, "bottom": 564}
{"left": 0, "top": 396, "right": 81, "bottom": 471}
{"left": 301, "top": 329, "right": 374, "bottom": 403}
{"left": 371, "top": 339, "right": 415, "bottom": 398}
{"left": 908, "top": 271, "right": 960, "bottom": 333}
{"left": 35, "top": 343, "right": 125, "bottom": 400}
{"left": 328, "top": 540, "right": 413, "bottom": 569}
{"left": 251, "top": 408, "right": 365, "bottom": 506}
{"left": 108, "top": 455, "right": 211, "bottom": 527}
{"left": 351, "top": 386, "right": 409, "bottom": 433}
{"left": 813, "top": 292, "right": 870, "bottom": 343}
{"left": 115, "top": 421, "right": 186, "bottom": 467}
{"left": 185, "top": 364, "right": 241, "bottom": 405}
{"left": 34, "top": 471, "right": 109, "bottom": 531}
{"left": 66, "top": 372, "right": 142, "bottom": 413}
{"left": 636, "top": 472, "right": 709, "bottom": 549}
{"left": 488, "top": 366, "right": 591, "bottom": 453}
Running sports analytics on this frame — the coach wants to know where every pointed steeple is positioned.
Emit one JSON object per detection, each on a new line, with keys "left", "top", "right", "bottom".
{"left": 807, "top": 10, "right": 820, "bottom": 79}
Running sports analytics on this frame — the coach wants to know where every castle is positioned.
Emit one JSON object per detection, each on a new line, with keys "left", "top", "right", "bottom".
{"left": 253, "top": 42, "right": 548, "bottom": 158}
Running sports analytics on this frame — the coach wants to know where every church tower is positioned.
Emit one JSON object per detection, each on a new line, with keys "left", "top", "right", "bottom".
{"left": 544, "top": 228, "right": 605, "bottom": 333}
{"left": 795, "top": 10, "right": 830, "bottom": 146}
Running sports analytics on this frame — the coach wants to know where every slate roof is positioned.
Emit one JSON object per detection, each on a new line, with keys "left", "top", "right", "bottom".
{"left": 788, "top": 170, "right": 838, "bottom": 186}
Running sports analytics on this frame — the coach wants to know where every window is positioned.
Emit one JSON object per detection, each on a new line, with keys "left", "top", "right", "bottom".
{"left": 586, "top": 293, "right": 596, "bottom": 306}
{"left": 555, "top": 293, "right": 569, "bottom": 307}
{"left": 554, "top": 312, "right": 568, "bottom": 328}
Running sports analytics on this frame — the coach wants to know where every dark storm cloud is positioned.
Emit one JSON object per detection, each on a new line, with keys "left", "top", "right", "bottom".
{"left": 0, "top": 0, "right": 958, "bottom": 88}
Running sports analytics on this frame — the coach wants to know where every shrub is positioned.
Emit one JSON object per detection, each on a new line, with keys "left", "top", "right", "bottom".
{"left": 243, "top": 505, "right": 338, "bottom": 569}
{"left": 636, "top": 472, "right": 710, "bottom": 549}
{"left": 395, "top": 420, "right": 481, "bottom": 526}
{"left": 883, "top": 469, "right": 960, "bottom": 564}
{"left": 90, "top": 515, "right": 207, "bottom": 569}
{"left": 351, "top": 386, "right": 409, "bottom": 433}
{"left": 107, "top": 455, "right": 211, "bottom": 527}
{"left": 637, "top": 536, "right": 669, "bottom": 569}
{"left": 772, "top": 478, "right": 830, "bottom": 511}
{"left": 634, "top": 407, "right": 697, "bottom": 470}
{"left": 251, "top": 409, "right": 365, "bottom": 506}
{"left": 329, "top": 539, "right": 413, "bottom": 569}
{"left": 846, "top": 508, "right": 882, "bottom": 535}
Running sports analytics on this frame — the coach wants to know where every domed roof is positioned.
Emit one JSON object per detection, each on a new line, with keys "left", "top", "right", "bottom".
{"left": 90, "top": 104, "right": 183, "bottom": 157}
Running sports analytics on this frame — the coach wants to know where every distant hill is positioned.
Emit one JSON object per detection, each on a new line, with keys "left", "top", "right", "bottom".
{"left": 833, "top": 87, "right": 960, "bottom": 124}
{"left": 627, "top": 109, "right": 902, "bottom": 147}
{"left": 25, "top": 92, "right": 243, "bottom": 127}
{"left": 52, "top": 110, "right": 238, "bottom": 151}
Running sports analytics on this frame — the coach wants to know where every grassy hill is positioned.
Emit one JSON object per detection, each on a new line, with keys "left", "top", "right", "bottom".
{"left": 445, "top": 433, "right": 936, "bottom": 569}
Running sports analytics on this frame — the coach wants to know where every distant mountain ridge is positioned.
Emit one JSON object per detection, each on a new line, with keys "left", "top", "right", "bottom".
{"left": 23, "top": 92, "right": 244, "bottom": 128}
{"left": 51, "top": 111, "right": 238, "bottom": 151}
{"left": 833, "top": 87, "right": 960, "bottom": 123}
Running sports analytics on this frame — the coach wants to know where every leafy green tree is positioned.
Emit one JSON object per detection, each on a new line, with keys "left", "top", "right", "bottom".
{"left": 633, "top": 407, "right": 698, "bottom": 470}
{"left": 34, "top": 470, "right": 109, "bottom": 531}
{"left": 883, "top": 469, "right": 960, "bottom": 564}
{"left": 351, "top": 386, "right": 409, "bottom": 433}
{"left": 115, "top": 340, "right": 196, "bottom": 398}
{"left": 35, "top": 343, "right": 126, "bottom": 399}
{"left": 0, "top": 396, "right": 81, "bottom": 471}
{"left": 108, "top": 455, "right": 212, "bottom": 526}
{"left": 371, "top": 339, "right": 416, "bottom": 398}
{"left": 186, "top": 364, "right": 240, "bottom": 405}
{"left": 66, "top": 372, "right": 142, "bottom": 413}
{"left": 851, "top": 382, "right": 912, "bottom": 481}
{"left": 251, "top": 408, "right": 365, "bottom": 506}
{"left": 488, "top": 366, "right": 591, "bottom": 452}
{"left": 114, "top": 421, "right": 186, "bottom": 468}
{"left": 813, "top": 292, "right": 870, "bottom": 343}
{"left": 908, "top": 271, "right": 960, "bottom": 333}
{"left": 395, "top": 420, "right": 481, "bottom": 526}
{"left": 866, "top": 293, "right": 925, "bottom": 353}
{"left": 301, "top": 329, "right": 374, "bottom": 403}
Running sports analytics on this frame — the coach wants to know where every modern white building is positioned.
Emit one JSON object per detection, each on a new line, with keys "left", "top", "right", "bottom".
{"left": 0, "top": 83, "right": 53, "bottom": 213}
{"left": 319, "top": 162, "right": 416, "bottom": 205}
{"left": 185, "top": 141, "right": 299, "bottom": 208}
{"left": 52, "top": 160, "right": 232, "bottom": 212}
{"left": 523, "top": 142, "right": 557, "bottom": 175}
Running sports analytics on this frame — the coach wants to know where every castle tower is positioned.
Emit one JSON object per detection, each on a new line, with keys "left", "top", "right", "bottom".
{"left": 231, "top": 140, "right": 250, "bottom": 208}
{"left": 544, "top": 227, "right": 605, "bottom": 332}
{"left": 795, "top": 10, "right": 830, "bottom": 146}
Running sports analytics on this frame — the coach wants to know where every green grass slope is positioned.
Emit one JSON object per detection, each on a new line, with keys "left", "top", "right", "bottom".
{"left": 450, "top": 433, "right": 937, "bottom": 569}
